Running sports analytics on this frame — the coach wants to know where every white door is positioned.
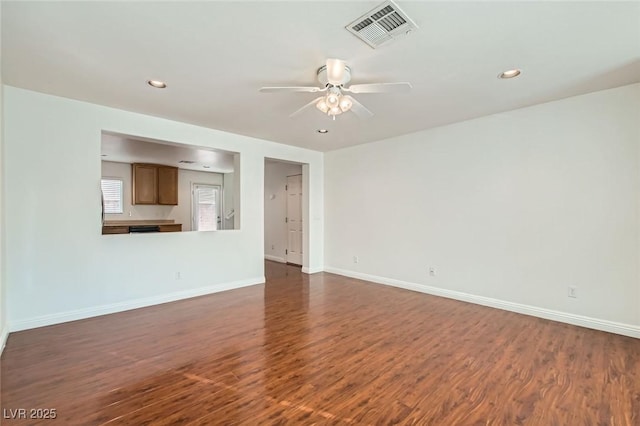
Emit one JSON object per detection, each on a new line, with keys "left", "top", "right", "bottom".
{"left": 286, "top": 174, "right": 303, "bottom": 265}
{"left": 192, "top": 184, "right": 221, "bottom": 231}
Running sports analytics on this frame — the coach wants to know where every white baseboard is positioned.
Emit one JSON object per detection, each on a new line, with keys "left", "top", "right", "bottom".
{"left": 324, "top": 266, "right": 640, "bottom": 339}
{"left": 0, "top": 324, "right": 9, "bottom": 356}
{"left": 9, "top": 277, "right": 265, "bottom": 332}
{"left": 265, "top": 255, "right": 286, "bottom": 263}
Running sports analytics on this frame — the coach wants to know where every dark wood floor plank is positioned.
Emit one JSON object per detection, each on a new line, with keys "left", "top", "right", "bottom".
{"left": 2, "top": 260, "right": 639, "bottom": 425}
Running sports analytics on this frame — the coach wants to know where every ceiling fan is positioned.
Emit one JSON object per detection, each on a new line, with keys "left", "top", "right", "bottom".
{"left": 259, "top": 59, "right": 412, "bottom": 120}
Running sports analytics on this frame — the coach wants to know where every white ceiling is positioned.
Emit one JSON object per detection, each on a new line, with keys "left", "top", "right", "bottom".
{"left": 101, "top": 133, "right": 235, "bottom": 174}
{"left": 3, "top": 1, "right": 639, "bottom": 152}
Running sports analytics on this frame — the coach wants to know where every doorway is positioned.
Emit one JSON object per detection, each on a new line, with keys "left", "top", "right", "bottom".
{"left": 264, "top": 159, "right": 304, "bottom": 267}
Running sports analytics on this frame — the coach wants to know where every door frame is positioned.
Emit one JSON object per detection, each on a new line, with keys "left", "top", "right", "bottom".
{"left": 264, "top": 159, "right": 310, "bottom": 272}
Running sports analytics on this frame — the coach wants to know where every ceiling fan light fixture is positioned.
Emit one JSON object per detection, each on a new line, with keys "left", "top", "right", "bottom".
{"left": 316, "top": 99, "right": 329, "bottom": 113}
{"left": 329, "top": 106, "right": 342, "bottom": 116}
{"left": 339, "top": 96, "right": 353, "bottom": 112}
{"left": 326, "top": 93, "right": 340, "bottom": 108}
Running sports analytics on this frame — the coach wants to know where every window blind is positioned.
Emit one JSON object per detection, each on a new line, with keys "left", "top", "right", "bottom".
{"left": 101, "top": 178, "right": 123, "bottom": 214}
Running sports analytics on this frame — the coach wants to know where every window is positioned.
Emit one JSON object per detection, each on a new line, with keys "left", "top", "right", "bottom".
{"left": 192, "top": 184, "right": 221, "bottom": 231}
{"left": 101, "top": 178, "right": 123, "bottom": 214}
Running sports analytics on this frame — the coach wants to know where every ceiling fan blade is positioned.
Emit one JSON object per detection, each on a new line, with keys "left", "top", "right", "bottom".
{"left": 259, "top": 86, "right": 323, "bottom": 93}
{"left": 326, "top": 58, "right": 346, "bottom": 86}
{"left": 289, "top": 97, "right": 324, "bottom": 118}
{"left": 347, "top": 96, "right": 374, "bottom": 119}
{"left": 344, "top": 82, "right": 412, "bottom": 94}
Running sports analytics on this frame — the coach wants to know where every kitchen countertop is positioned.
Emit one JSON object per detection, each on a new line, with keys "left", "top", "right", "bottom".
{"left": 103, "top": 220, "right": 177, "bottom": 227}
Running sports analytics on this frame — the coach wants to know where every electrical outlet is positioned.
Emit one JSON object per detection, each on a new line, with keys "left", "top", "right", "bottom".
{"left": 429, "top": 267, "right": 436, "bottom": 277}
{"left": 271, "top": 245, "right": 275, "bottom": 250}
{"left": 175, "top": 272, "right": 181, "bottom": 280}
{"left": 353, "top": 256, "right": 359, "bottom": 264}
{"left": 568, "top": 286, "right": 577, "bottom": 298}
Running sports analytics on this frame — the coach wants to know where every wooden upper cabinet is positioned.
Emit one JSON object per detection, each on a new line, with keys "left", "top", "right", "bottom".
{"left": 132, "top": 164, "right": 158, "bottom": 204}
{"left": 132, "top": 163, "right": 178, "bottom": 205}
{"left": 157, "top": 166, "right": 178, "bottom": 205}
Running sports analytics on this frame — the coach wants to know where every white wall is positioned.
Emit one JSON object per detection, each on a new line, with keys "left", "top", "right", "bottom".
{"left": 4, "top": 86, "right": 324, "bottom": 330}
{"left": 102, "top": 161, "right": 227, "bottom": 232}
{"left": 325, "top": 83, "right": 640, "bottom": 334}
{"left": 264, "top": 161, "right": 302, "bottom": 262}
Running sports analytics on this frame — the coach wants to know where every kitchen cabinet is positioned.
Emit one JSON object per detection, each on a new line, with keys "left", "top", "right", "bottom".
{"left": 132, "top": 163, "right": 178, "bottom": 205}
{"left": 102, "top": 225, "right": 129, "bottom": 235}
{"left": 157, "top": 166, "right": 178, "bottom": 205}
{"left": 132, "top": 164, "right": 157, "bottom": 204}
{"left": 158, "top": 224, "right": 182, "bottom": 232}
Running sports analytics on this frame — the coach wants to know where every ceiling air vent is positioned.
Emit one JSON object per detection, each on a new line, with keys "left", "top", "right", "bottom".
{"left": 179, "top": 160, "right": 196, "bottom": 164}
{"left": 346, "top": 0, "right": 418, "bottom": 49}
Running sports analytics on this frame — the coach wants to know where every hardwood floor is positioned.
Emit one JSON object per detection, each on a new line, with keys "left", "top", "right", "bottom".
{"left": 2, "top": 261, "right": 639, "bottom": 425}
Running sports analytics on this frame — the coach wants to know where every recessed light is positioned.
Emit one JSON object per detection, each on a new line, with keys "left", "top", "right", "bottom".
{"left": 498, "top": 69, "right": 521, "bottom": 79}
{"left": 317, "top": 129, "right": 329, "bottom": 134}
{"left": 147, "top": 80, "right": 167, "bottom": 88}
